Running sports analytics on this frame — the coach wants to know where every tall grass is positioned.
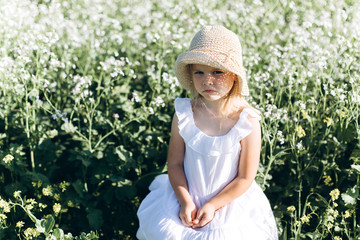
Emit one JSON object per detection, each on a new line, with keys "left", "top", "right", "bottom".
{"left": 0, "top": 0, "right": 359, "bottom": 239}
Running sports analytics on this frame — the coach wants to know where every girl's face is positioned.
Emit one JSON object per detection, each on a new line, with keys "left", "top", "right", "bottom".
{"left": 191, "top": 64, "right": 236, "bottom": 102}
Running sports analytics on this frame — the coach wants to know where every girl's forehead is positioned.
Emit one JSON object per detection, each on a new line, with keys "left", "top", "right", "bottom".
{"left": 191, "top": 64, "right": 223, "bottom": 71}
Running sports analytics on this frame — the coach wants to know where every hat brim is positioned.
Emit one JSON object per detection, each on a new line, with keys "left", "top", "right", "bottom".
{"left": 174, "top": 50, "right": 249, "bottom": 96}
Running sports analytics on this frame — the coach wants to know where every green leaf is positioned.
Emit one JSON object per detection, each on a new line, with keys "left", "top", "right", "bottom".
{"left": 351, "top": 164, "right": 360, "bottom": 173}
{"left": 86, "top": 209, "right": 103, "bottom": 230}
{"left": 341, "top": 187, "right": 359, "bottom": 207}
{"left": 76, "top": 150, "right": 92, "bottom": 167}
{"left": 72, "top": 179, "right": 85, "bottom": 198}
{"left": 53, "top": 228, "right": 64, "bottom": 240}
{"left": 24, "top": 207, "right": 42, "bottom": 229}
{"left": 114, "top": 145, "right": 132, "bottom": 161}
{"left": 279, "top": 224, "right": 287, "bottom": 240}
{"left": 46, "top": 129, "right": 59, "bottom": 138}
{"left": 46, "top": 234, "right": 57, "bottom": 240}
{"left": 44, "top": 216, "right": 55, "bottom": 234}
{"left": 350, "top": 146, "right": 360, "bottom": 163}
{"left": 157, "top": 113, "right": 171, "bottom": 122}
{"left": 305, "top": 231, "right": 322, "bottom": 239}
{"left": 61, "top": 122, "right": 78, "bottom": 133}
{"left": 36, "top": 219, "right": 46, "bottom": 233}
{"left": 74, "top": 231, "right": 99, "bottom": 240}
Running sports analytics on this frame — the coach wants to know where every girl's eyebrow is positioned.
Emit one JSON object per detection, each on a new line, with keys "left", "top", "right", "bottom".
{"left": 192, "top": 67, "right": 222, "bottom": 71}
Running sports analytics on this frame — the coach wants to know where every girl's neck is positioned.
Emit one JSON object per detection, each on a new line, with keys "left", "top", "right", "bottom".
{"left": 196, "top": 97, "right": 227, "bottom": 119}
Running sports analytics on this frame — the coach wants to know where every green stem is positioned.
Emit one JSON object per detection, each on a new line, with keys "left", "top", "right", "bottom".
{"left": 25, "top": 92, "right": 35, "bottom": 172}
{"left": 43, "top": 91, "right": 57, "bottom": 113}
{"left": 88, "top": 117, "right": 93, "bottom": 153}
{"left": 263, "top": 139, "right": 274, "bottom": 188}
{"left": 93, "top": 129, "right": 116, "bottom": 150}
{"left": 74, "top": 129, "right": 89, "bottom": 142}
{"left": 354, "top": 174, "right": 358, "bottom": 238}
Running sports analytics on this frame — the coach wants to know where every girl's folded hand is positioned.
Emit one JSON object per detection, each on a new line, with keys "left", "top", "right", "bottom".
{"left": 179, "top": 200, "right": 197, "bottom": 227}
{"left": 192, "top": 202, "right": 215, "bottom": 228}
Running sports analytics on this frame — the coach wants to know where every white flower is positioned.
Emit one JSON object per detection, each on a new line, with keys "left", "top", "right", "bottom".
{"left": 154, "top": 96, "right": 165, "bottom": 107}
{"left": 110, "top": 72, "right": 118, "bottom": 78}
{"left": 2, "top": 154, "right": 14, "bottom": 164}
{"left": 149, "top": 107, "right": 154, "bottom": 114}
{"left": 131, "top": 92, "right": 141, "bottom": 102}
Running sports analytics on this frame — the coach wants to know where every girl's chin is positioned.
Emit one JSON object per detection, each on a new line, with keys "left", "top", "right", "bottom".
{"left": 199, "top": 94, "right": 224, "bottom": 102}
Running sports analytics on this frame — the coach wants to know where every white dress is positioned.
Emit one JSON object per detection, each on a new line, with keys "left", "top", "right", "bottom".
{"left": 137, "top": 98, "right": 278, "bottom": 240}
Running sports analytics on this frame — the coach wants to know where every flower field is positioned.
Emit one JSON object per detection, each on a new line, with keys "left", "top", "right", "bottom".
{"left": 0, "top": 0, "right": 359, "bottom": 239}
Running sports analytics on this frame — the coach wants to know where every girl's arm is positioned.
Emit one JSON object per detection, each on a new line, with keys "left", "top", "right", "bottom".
{"left": 192, "top": 115, "right": 261, "bottom": 228}
{"left": 167, "top": 113, "right": 197, "bottom": 227}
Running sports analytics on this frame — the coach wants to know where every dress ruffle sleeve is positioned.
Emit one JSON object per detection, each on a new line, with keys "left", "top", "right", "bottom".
{"left": 174, "top": 98, "right": 261, "bottom": 157}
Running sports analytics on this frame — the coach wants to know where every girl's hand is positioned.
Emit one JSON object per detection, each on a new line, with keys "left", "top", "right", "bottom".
{"left": 179, "top": 200, "right": 197, "bottom": 227}
{"left": 192, "top": 202, "right": 215, "bottom": 228}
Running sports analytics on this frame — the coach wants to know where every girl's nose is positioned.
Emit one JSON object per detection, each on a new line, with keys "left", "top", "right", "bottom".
{"left": 203, "top": 74, "right": 214, "bottom": 85}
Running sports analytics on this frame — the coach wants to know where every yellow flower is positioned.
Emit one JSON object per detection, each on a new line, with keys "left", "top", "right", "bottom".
{"left": 2, "top": 154, "right": 14, "bottom": 164}
{"left": 323, "top": 176, "right": 333, "bottom": 186}
{"left": 287, "top": 206, "right": 296, "bottom": 212}
{"left": 53, "top": 203, "right": 61, "bottom": 214}
{"left": 301, "top": 110, "right": 308, "bottom": 119}
{"left": 23, "top": 227, "right": 38, "bottom": 238}
{"left": 323, "top": 117, "right": 333, "bottom": 127}
{"left": 54, "top": 193, "right": 60, "bottom": 201}
{"left": 39, "top": 203, "right": 47, "bottom": 209}
{"left": 330, "top": 189, "right": 340, "bottom": 201}
{"left": 300, "top": 215, "right": 310, "bottom": 224}
{"left": 26, "top": 198, "right": 37, "bottom": 205}
{"left": 0, "top": 213, "right": 7, "bottom": 220}
{"left": 42, "top": 186, "right": 53, "bottom": 196}
{"left": 67, "top": 200, "right": 74, "bottom": 207}
{"left": 344, "top": 210, "right": 351, "bottom": 219}
{"left": 25, "top": 204, "right": 34, "bottom": 211}
{"left": 295, "top": 125, "right": 306, "bottom": 138}
{"left": 327, "top": 222, "right": 333, "bottom": 230}
{"left": 13, "top": 190, "right": 22, "bottom": 199}
{"left": 334, "top": 236, "right": 342, "bottom": 240}
{"left": 338, "top": 111, "right": 346, "bottom": 118}
{"left": 32, "top": 181, "right": 42, "bottom": 188}
{"left": 0, "top": 199, "right": 10, "bottom": 213}
{"left": 16, "top": 221, "right": 25, "bottom": 228}
{"left": 327, "top": 208, "right": 334, "bottom": 215}
{"left": 23, "top": 228, "right": 32, "bottom": 238}
{"left": 59, "top": 181, "right": 70, "bottom": 192}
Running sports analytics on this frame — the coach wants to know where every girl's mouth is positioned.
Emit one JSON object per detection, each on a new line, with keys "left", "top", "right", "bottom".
{"left": 203, "top": 90, "right": 216, "bottom": 93}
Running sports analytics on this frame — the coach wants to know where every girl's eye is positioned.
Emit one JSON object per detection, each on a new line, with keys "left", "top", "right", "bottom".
{"left": 194, "top": 71, "right": 203, "bottom": 75}
{"left": 214, "top": 71, "right": 224, "bottom": 74}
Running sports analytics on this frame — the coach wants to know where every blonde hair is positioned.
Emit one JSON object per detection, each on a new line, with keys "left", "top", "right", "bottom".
{"left": 188, "top": 64, "right": 257, "bottom": 117}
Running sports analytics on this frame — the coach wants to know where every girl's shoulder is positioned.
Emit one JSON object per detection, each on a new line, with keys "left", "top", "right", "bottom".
{"left": 174, "top": 98, "right": 191, "bottom": 114}
{"left": 240, "top": 107, "right": 261, "bottom": 121}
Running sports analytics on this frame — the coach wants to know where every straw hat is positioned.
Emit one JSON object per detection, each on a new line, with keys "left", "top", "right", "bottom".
{"left": 174, "top": 25, "right": 249, "bottom": 96}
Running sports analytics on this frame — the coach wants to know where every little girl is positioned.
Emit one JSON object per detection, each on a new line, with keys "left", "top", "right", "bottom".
{"left": 137, "top": 25, "right": 278, "bottom": 239}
